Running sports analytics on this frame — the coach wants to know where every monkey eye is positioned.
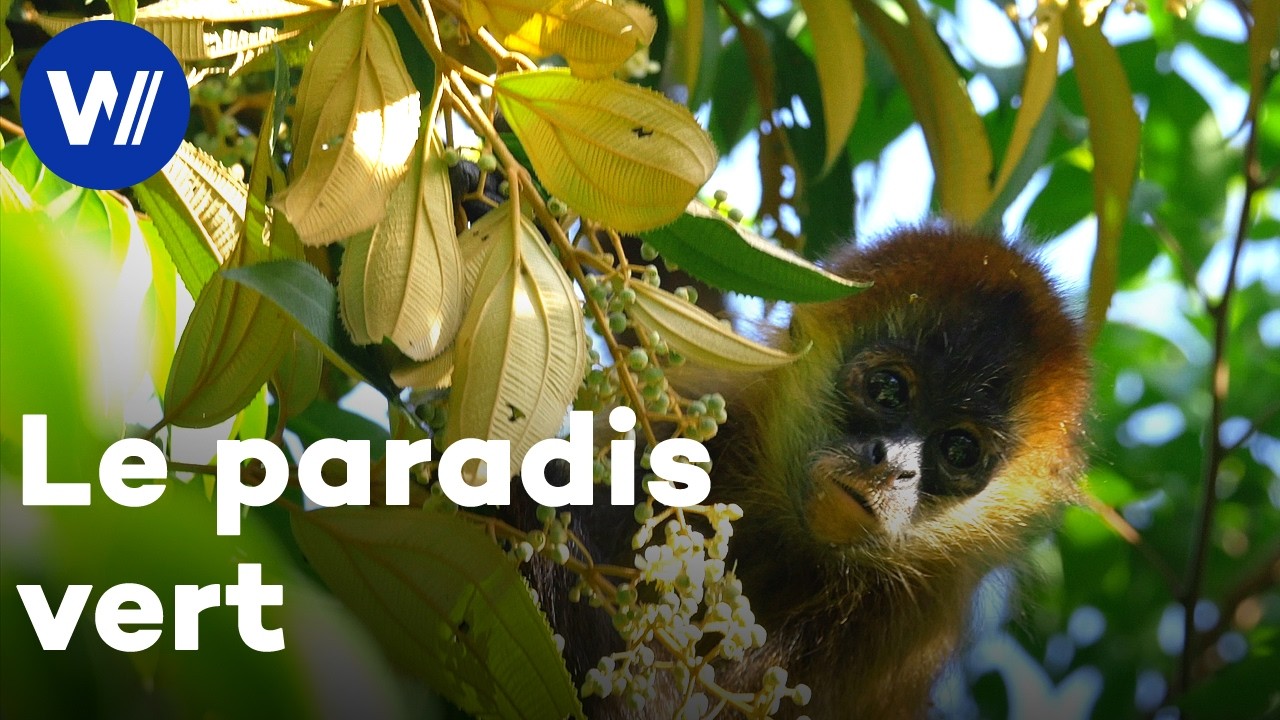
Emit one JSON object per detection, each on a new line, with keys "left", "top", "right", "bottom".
{"left": 940, "top": 429, "right": 981, "bottom": 470}
{"left": 865, "top": 369, "right": 909, "bottom": 409}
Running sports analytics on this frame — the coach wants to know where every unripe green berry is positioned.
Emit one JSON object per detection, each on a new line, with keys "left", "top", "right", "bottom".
{"left": 627, "top": 347, "right": 649, "bottom": 370}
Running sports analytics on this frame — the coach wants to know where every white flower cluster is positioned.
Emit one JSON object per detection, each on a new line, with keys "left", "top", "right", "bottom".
{"left": 581, "top": 503, "right": 811, "bottom": 718}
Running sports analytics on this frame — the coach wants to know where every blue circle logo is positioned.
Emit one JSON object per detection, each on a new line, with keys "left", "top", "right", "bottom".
{"left": 21, "top": 21, "right": 189, "bottom": 190}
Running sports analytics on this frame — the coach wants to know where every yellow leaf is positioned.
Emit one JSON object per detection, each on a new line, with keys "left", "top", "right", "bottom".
{"left": 853, "top": 0, "right": 993, "bottom": 222}
{"left": 391, "top": 346, "right": 455, "bottom": 390}
{"left": 339, "top": 131, "right": 464, "bottom": 360}
{"left": 446, "top": 203, "right": 588, "bottom": 470}
{"left": 629, "top": 282, "right": 801, "bottom": 371}
{"left": 495, "top": 69, "right": 717, "bottom": 231}
{"left": 25, "top": 0, "right": 338, "bottom": 63}
{"left": 1063, "top": 3, "right": 1139, "bottom": 343}
{"left": 278, "top": 3, "right": 420, "bottom": 246}
{"left": 797, "top": 0, "right": 865, "bottom": 175}
{"left": 134, "top": 142, "right": 250, "bottom": 295}
{"left": 463, "top": 0, "right": 655, "bottom": 79}
{"left": 990, "top": 0, "right": 1061, "bottom": 201}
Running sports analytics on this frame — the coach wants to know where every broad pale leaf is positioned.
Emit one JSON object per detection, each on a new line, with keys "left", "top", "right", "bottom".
{"left": 852, "top": 0, "right": 993, "bottom": 222}
{"left": 640, "top": 201, "right": 868, "bottom": 302}
{"left": 990, "top": 1, "right": 1061, "bottom": 202}
{"left": 386, "top": 204, "right": 516, "bottom": 389}
{"left": 135, "top": 142, "right": 247, "bottom": 296}
{"left": 339, "top": 133, "right": 463, "bottom": 360}
{"left": 291, "top": 507, "right": 584, "bottom": 720}
{"left": 495, "top": 69, "right": 717, "bottom": 231}
{"left": 1064, "top": 5, "right": 1139, "bottom": 342}
{"left": 391, "top": 346, "right": 455, "bottom": 389}
{"left": 463, "top": 0, "right": 655, "bottom": 79}
{"left": 447, "top": 203, "right": 588, "bottom": 470}
{"left": 629, "top": 282, "right": 801, "bottom": 371}
{"left": 25, "top": 0, "right": 337, "bottom": 63}
{"left": 278, "top": 4, "right": 420, "bottom": 246}
{"left": 796, "top": 0, "right": 864, "bottom": 175}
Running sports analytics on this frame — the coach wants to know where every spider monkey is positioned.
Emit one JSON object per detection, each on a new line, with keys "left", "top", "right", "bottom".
{"left": 512, "top": 225, "right": 1090, "bottom": 719}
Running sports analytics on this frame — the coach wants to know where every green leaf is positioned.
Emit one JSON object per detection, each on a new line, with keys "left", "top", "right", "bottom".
{"left": 1023, "top": 161, "right": 1094, "bottom": 240}
{"left": 640, "top": 202, "right": 868, "bottom": 302}
{"left": 291, "top": 507, "right": 585, "bottom": 720}
{"left": 222, "top": 259, "right": 396, "bottom": 396}
{"left": 107, "top": 0, "right": 137, "bottom": 24}
{"left": 288, "top": 399, "right": 390, "bottom": 452}
{"left": 162, "top": 267, "right": 292, "bottom": 428}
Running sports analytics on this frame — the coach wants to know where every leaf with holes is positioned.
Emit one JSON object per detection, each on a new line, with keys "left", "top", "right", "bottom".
{"left": 446, "top": 202, "right": 588, "bottom": 470}
{"left": 495, "top": 69, "right": 717, "bottom": 232}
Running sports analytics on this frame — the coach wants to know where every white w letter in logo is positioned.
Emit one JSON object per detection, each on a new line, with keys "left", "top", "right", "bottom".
{"left": 46, "top": 70, "right": 165, "bottom": 146}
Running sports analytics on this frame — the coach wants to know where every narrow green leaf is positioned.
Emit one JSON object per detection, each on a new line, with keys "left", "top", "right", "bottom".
{"left": 640, "top": 202, "right": 868, "bottom": 302}
{"left": 1064, "top": 7, "right": 1140, "bottom": 343}
{"left": 852, "top": 0, "right": 994, "bottom": 222}
{"left": 796, "top": 0, "right": 865, "bottom": 175}
{"left": 107, "top": 0, "right": 137, "bottom": 24}
{"left": 291, "top": 508, "right": 585, "bottom": 720}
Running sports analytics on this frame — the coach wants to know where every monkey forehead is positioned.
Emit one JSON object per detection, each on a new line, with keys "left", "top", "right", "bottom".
{"left": 819, "top": 226, "right": 1083, "bottom": 369}
{"left": 808, "top": 225, "right": 1090, "bottom": 420}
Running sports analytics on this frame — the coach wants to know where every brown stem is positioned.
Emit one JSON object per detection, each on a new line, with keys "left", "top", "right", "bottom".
{"left": 1175, "top": 99, "right": 1264, "bottom": 696}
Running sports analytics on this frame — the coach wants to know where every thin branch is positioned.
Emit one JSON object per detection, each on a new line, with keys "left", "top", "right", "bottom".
{"left": 1175, "top": 94, "right": 1265, "bottom": 696}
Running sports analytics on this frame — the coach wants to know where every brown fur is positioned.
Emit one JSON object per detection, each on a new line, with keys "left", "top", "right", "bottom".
{"left": 525, "top": 226, "right": 1090, "bottom": 719}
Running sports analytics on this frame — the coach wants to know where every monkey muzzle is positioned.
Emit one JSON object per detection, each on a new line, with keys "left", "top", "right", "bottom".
{"left": 806, "top": 436, "right": 924, "bottom": 545}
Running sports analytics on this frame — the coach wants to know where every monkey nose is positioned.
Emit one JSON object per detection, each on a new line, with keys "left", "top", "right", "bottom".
{"left": 876, "top": 438, "right": 923, "bottom": 485}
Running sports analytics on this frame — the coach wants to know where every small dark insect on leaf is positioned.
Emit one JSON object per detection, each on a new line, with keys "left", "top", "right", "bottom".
{"left": 508, "top": 403, "right": 527, "bottom": 422}
{"left": 631, "top": 126, "right": 654, "bottom": 138}
{"left": 458, "top": 620, "right": 470, "bottom": 634}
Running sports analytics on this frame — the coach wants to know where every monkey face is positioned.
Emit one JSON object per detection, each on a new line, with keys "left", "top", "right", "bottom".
{"left": 778, "top": 227, "right": 1088, "bottom": 560}
{"left": 803, "top": 303, "right": 1031, "bottom": 547}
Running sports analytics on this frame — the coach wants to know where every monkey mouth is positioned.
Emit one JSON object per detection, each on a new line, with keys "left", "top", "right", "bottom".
{"left": 831, "top": 481, "right": 876, "bottom": 519}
